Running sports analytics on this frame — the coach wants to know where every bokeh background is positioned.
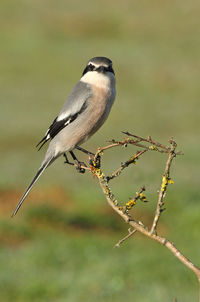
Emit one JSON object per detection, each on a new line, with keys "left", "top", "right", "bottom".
{"left": 1, "top": 0, "right": 200, "bottom": 301}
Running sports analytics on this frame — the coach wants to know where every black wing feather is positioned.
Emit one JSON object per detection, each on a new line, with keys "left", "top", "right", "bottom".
{"left": 36, "top": 102, "right": 87, "bottom": 150}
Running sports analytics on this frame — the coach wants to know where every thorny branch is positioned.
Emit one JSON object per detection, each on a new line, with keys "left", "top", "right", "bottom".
{"left": 82, "top": 132, "right": 200, "bottom": 297}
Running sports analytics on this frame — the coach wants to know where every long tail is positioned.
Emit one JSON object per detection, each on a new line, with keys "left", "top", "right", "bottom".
{"left": 11, "top": 160, "right": 51, "bottom": 217}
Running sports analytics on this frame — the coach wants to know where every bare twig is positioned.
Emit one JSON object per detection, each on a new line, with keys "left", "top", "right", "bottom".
{"left": 74, "top": 163, "right": 91, "bottom": 171}
{"left": 110, "top": 138, "right": 169, "bottom": 154}
{"left": 93, "top": 141, "right": 127, "bottom": 162}
{"left": 122, "top": 131, "right": 170, "bottom": 152}
{"left": 115, "top": 228, "right": 137, "bottom": 248}
{"left": 122, "top": 132, "right": 183, "bottom": 155}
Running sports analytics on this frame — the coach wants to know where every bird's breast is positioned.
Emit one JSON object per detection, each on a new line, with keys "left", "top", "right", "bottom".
{"left": 89, "top": 84, "right": 114, "bottom": 118}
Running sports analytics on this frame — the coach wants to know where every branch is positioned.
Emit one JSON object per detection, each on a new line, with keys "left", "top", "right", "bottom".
{"left": 93, "top": 162, "right": 200, "bottom": 283}
{"left": 88, "top": 133, "right": 200, "bottom": 297}
{"left": 150, "top": 139, "right": 177, "bottom": 234}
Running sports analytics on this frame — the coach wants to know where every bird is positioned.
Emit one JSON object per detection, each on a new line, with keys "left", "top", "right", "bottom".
{"left": 12, "top": 56, "right": 116, "bottom": 217}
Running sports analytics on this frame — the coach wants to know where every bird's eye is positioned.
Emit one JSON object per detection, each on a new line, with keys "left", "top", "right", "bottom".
{"left": 82, "top": 63, "right": 95, "bottom": 76}
{"left": 88, "top": 64, "right": 94, "bottom": 71}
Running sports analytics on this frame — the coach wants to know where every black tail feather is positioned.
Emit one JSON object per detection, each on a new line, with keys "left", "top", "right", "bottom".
{"left": 36, "top": 136, "right": 49, "bottom": 151}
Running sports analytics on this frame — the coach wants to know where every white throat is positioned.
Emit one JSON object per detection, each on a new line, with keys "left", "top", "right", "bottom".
{"left": 80, "top": 71, "right": 115, "bottom": 89}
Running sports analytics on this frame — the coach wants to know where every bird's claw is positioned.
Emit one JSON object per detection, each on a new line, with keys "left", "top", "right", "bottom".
{"left": 64, "top": 160, "right": 74, "bottom": 166}
{"left": 63, "top": 153, "right": 74, "bottom": 166}
{"left": 75, "top": 161, "right": 87, "bottom": 174}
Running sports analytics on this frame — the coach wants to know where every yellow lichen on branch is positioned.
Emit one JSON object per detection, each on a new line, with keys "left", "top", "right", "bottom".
{"left": 161, "top": 176, "right": 174, "bottom": 192}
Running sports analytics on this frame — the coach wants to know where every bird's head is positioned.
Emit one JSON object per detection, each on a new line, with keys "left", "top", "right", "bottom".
{"left": 81, "top": 56, "right": 115, "bottom": 87}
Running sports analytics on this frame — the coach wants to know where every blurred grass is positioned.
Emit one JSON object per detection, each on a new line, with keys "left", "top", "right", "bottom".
{"left": 0, "top": 0, "right": 200, "bottom": 301}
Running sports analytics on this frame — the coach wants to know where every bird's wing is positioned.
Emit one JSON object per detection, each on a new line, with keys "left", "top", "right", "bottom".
{"left": 36, "top": 81, "right": 92, "bottom": 150}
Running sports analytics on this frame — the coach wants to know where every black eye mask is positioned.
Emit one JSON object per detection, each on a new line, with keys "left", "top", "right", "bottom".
{"left": 82, "top": 64, "right": 114, "bottom": 76}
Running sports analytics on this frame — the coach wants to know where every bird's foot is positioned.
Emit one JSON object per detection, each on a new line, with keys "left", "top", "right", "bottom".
{"left": 69, "top": 151, "right": 87, "bottom": 173}
{"left": 74, "top": 160, "right": 87, "bottom": 174}
{"left": 63, "top": 153, "right": 74, "bottom": 166}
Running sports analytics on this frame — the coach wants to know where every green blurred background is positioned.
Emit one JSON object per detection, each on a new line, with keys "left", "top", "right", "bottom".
{"left": 0, "top": 0, "right": 200, "bottom": 301}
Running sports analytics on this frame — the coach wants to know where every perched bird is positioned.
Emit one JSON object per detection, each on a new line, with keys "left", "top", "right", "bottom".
{"left": 12, "top": 56, "right": 116, "bottom": 216}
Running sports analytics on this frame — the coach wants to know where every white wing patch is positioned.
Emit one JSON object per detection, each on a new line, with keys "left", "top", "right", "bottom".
{"left": 57, "top": 111, "right": 70, "bottom": 121}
